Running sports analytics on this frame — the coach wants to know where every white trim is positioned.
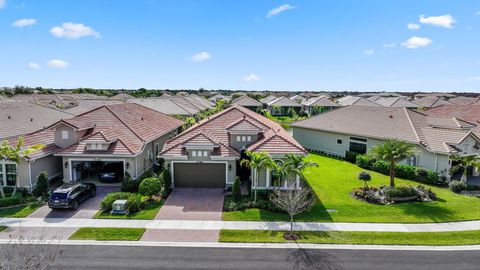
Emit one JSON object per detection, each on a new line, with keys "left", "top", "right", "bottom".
{"left": 28, "top": 162, "right": 32, "bottom": 193}
{"left": 67, "top": 158, "right": 126, "bottom": 182}
{"left": 170, "top": 160, "right": 229, "bottom": 187}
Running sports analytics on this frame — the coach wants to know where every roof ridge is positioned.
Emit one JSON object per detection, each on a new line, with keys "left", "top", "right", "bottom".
{"left": 169, "top": 98, "right": 195, "bottom": 115}
{"left": 403, "top": 108, "right": 422, "bottom": 144}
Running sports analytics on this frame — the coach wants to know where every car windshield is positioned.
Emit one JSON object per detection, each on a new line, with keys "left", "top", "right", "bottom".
{"left": 51, "top": 192, "right": 68, "bottom": 200}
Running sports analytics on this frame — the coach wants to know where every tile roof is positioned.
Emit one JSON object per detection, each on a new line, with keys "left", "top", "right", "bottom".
{"left": 266, "top": 96, "right": 302, "bottom": 107}
{"left": 230, "top": 95, "right": 262, "bottom": 107}
{"left": 128, "top": 95, "right": 214, "bottom": 115}
{"left": 303, "top": 96, "right": 341, "bottom": 107}
{"left": 16, "top": 103, "right": 184, "bottom": 159}
{"left": 336, "top": 96, "right": 381, "bottom": 107}
{"left": 260, "top": 95, "right": 279, "bottom": 104}
{"left": 63, "top": 99, "right": 125, "bottom": 115}
{"left": 447, "top": 96, "right": 479, "bottom": 105}
{"left": 414, "top": 96, "right": 453, "bottom": 108}
{"left": 374, "top": 97, "right": 420, "bottom": 108}
{"left": 291, "top": 106, "right": 479, "bottom": 154}
{"left": 0, "top": 102, "right": 73, "bottom": 140}
{"left": 161, "top": 105, "right": 306, "bottom": 158}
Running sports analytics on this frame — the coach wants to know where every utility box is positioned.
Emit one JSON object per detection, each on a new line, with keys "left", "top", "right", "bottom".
{"left": 111, "top": 199, "right": 128, "bottom": 215}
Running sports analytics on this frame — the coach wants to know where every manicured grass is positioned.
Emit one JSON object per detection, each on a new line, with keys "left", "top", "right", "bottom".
{"left": 223, "top": 153, "right": 480, "bottom": 223}
{"left": 93, "top": 200, "right": 164, "bottom": 220}
{"left": 69, "top": 227, "right": 145, "bottom": 241}
{"left": 220, "top": 230, "right": 480, "bottom": 246}
{"left": 0, "top": 226, "right": 6, "bottom": 232}
{"left": 0, "top": 203, "right": 42, "bottom": 218}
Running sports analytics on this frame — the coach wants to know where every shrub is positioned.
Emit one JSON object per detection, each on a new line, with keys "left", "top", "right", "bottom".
{"left": 356, "top": 154, "right": 375, "bottom": 169}
{"left": 232, "top": 177, "right": 241, "bottom": 200}
{"left": 121, "top": 172, "right": 140, "bottom": 193}
{"left": 139, "top": 177, "right": 162, "bottom": 197}
{"left": 0, "top": 193, "right": 23, "bottom": 207}
{"left": 33, "top": 171, "right": 49, "bottom": 198}
{"left": 126, "top": 193, "right": 144, "bottom": 213}
{"left": 386, "top": 185, "right": 417, "bottom": 198}
{"left": 415, "top": 168, "right": 428, "bottom": 183}
{"left": 160, "top": 170, "right": 172, "bottom": 197}
{"left": 139, "top": 170, "right": 156, "bottom": 181}
{"left": 358, "top": 171, "right": 371, "bottom": 188}
{"left": 345, "top": 151, "right": 359, "bottom": 163}
{"left": 448, "top": 180, "right": 467, "bottom": 193}
{"left": 100, "top": 192, "right": 145, "bottom": 213}
{"left": 372, "top": 160, "right": 389, "bottom": 175}
{"left": 396, "top": 164, "right": 417, "bottom": 180}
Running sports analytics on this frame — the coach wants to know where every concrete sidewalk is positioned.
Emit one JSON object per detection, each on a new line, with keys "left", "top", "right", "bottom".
{"left": 2, "top": 217, "right": 480, "bottom": 232}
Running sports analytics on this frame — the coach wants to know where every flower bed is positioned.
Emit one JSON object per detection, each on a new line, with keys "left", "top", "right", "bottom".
{"left": 352, "top": 185, "right": 436, "bottom": 205}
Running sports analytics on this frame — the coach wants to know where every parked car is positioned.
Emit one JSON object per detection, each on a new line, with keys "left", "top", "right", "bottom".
{"left": 98, "top": 163, "right": 123, "bottom": 183}
{"left": 48, "top": 182, "right": 96, "bottom": 210}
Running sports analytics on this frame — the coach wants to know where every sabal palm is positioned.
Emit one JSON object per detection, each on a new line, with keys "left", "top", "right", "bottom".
{"left": 240, "top": 151, "right": 274, "bottom": 202}
{"left": 451, "top": 155, "right": 480, "bottom": 182}
{"left": 369, "top": 139, "right": 417, "bottom": 187}
{"left": 0, "top": 137, "right": 44, "bottom": 198}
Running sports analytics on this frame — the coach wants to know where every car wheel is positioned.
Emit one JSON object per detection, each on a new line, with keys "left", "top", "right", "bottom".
{"left": 71, "top": 200, "right": 79, "bottom": 210}
{"left": 90, "top": 189, "right": 96, "bottom": 198}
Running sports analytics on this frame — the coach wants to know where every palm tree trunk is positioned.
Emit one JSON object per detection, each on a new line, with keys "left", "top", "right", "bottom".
{"left": 390, "top": 161, "right": 396, "bottom": 187}
{"left": 0, "top": 186, "right": 5, "bottom": 199}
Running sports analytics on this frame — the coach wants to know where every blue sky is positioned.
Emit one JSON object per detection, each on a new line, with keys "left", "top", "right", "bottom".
{"left": 0, "top": 0, "right": 479, "bottom": 92}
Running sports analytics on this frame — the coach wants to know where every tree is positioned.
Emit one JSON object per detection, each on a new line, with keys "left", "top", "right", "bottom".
{"left": 369, "top": 139, "right": 417, "bottom": 187}
{"left": 358, "top": 171, "right": 371, "bottom": 189}
{"left": 240, "top": 151, "right": 275, "bottom": 202}
{"left": 451, "top": 155, "right": 480, "bottom": 182}
{"left": 0, "top": 137, "right": 44, "bottom": 198}
{"left": 232, "top": 176, "right": 241, "bottom": 200}
{"left": 33, "top": 171, "right": 49, "bottom": 199}
{"left": 270, "top": 180, "right": 315, "bottom": 237}
{"left": 284, "top": 154, "right": 318, "bottom": 187}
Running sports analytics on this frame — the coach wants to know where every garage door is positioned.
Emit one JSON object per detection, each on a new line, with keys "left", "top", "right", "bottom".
{"left": 173, "top": 163, "right": 226, "bottom": 188}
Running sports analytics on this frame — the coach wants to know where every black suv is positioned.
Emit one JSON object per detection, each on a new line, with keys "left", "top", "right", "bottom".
{"left": 48, "top": 182, "right": 96, "bottom": 210}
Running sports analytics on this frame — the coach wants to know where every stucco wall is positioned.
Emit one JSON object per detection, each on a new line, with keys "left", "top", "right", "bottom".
{"left": 29, "top": 155, "right": 63, "bottom": 188}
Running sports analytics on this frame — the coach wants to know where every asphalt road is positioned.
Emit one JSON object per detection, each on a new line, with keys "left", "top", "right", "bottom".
{"left": 4, "top": 244, "right": 480, "bottom": 270}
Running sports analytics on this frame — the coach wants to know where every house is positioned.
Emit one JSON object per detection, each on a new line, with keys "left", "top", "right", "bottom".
{"left": 209, "top": 94, "right": 232, "bottom": 103}
{"left": 4, "top": 103, "right": 184, "bottom": 191}
{"left": 336, "top": 96, "right": 381, "bottom": 107}
{"left": 159, "top": 105, "right": 307, "bottom": 189}
{"left": 265, "top": 96, "right": 303, "bottom": 116}
{"left": 414, "top": 93, "right": 456, "bottom": 100}
{"left": 291, "top": 106, "right": 480, "bottom": 181}
{"left": 425, "top": 104, "right": 480, "bottom": 136}
{"left": 414, "top": 96, "right": 453, "bottom": 108}
{"left": 109, "top": 93, "right": 134, "bottom": 101}
{"left": 374, "top": 97, "right": 420, "bottom": 108}
{"left": 260, "top": 95, "right": 278, "bottom": 105}
{"left": 290, "top": 95, "right": 306, "bottom": 104}
{"left": 230, "top": 95, "right": 262, "bottom": 112}
{"left": 447, "top": 96, "right": 479, "bottom": 105}
{"left": 302, "top": 96, "right": 341, "bottom": 115}
{"left": 128, "top": 95, "right": 214, "bottom": 116}
{"left": 0, "top": 102, "right": 73, "bottom": 140}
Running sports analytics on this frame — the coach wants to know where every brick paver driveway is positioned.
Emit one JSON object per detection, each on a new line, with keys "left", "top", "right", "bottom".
{"left": 141, "top": 188, "right": 224, "bottom": 242}
{"left": 28, "top": 186, "right": 119, "bottom": 219}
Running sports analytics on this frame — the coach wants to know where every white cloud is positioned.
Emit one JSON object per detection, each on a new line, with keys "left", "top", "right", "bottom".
{"left": 419, "top": 14, "right": 456, "bottom": 28}
{"left": 382, "top": 43, "right": 396, "bottom": 48}
{"left": 0, "top": 0, "right": 5, "bottom": 9}
{"left": 243, "top": 73, "right": 260, "bottom": 82}
{"left": 27, "top": 62, "right": 41, "bottom": 69}
{"left": 12, "top": 18, "right": 36, "bottom": 28}
{"left": 468, "top": 76, "right": 480, "bottom": 81}
{"left": 363, "top": 49, "right": 374, "bottom": 56}
{"left": 401, "top": 36, "right": 432, "bottom": 49}
{"left": 189, "top": 51, "right": 211, "bottom": 62}
{"left": 267, "top": 4, "right": 295, "bottom": 18}
{"left": 407, "top": 23, "right": 420, "bottom": 30}
{"left": 50, "top": 22, "right": 100, "bottom": 39}
{"left": 47, "top": 59, "right": 69, "bottom": 69}
{"left": 476, "top": 10, "right": 480, "bottom": 16}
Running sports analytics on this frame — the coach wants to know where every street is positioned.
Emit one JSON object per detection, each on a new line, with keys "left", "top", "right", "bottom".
{"left": 13, "top": 244, "right": 480, "bottom": 270}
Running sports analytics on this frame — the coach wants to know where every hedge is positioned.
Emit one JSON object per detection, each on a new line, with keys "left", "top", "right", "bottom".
{"left": 0, "top": 193, "right": 23, "bottom": 207}
{"left": 355, "top": 154, "right": 440, "bottom": 185}
{"left": 100, "top": 192, "right": 145, "bottom": 213}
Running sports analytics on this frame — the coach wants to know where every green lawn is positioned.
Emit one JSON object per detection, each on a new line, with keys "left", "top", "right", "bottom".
{"left": 0, "top": 203, "right": 42, "bottom": 218}
{"left": 69, "top": 227, "right": 145, "bottom": 241}
{"left": 223, "top": 153, "right": 480, "bottom": 223}
{"left": 0, "top": 226, "right": 6, "bottom": 232}
{"left": 93, "top": 201, "right": 164, "bottom": 220}
{"left": 220, "top": 230, "right": 480, "bottom": 246}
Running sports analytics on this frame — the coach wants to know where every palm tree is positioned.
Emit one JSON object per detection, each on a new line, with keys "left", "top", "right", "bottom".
{"left": 369, "top": 139, "right": 417, "bottom": 187}
{"left": 451, "top": 155, "right": 480, "bottom": 182}
{"left": 240, "top": 151, "right": 274, "bottom": 202}
{"left": 284, "top": 154, "right": 318, "bottom": 188}
{"left": 0, "top": 137, "right": 44, "bottom": 198}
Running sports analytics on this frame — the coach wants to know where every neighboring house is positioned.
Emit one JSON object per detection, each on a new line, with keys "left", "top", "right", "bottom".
{"left": 5, "top": 103, "right": 184, "bottom": 191}
{"left": 374, "top": 97, "right": 420, "bottom": 108}
{"left": 425, "top": 104, "right": 480, "bottom": 136}
{"left": 230, "top": 95, "right": 263, "bottom": 112}
{"left": 129, "top": 95, "right": 214, "bottom": 116}
{"left": 260, "top": 95, "right": 278, "bottom": 105}
{"left": 447, "top": 96, "right": 479, "bottom": 105}
{"left": 414, "top": 93, "right": 456, "bottom": 100}
{"left": 291, "top": 106, "right": 480, "bottom": 181}
{"left": 160, "top": 105, "right": 307, "bottom": 189}
{"left": 414, "top": 96, "right": 453, "bottom": 108}
{"left": 0, "top": 102, "right": 73, "bottom": 140}
{"left": 336, "top": 96, "right": 381, "bottom": 107}
{"left": 63, "top": 99, "right": 125, "bottom": 115}
{"left": 109, "top": 93, "right": 134, "bottom": 101}
{"left": 265, "top": 96, "right": 303, "bottom": 116}
{"left": 290, "top": 95, "right": 306, "bottom": 104}
{"left": 209, "top": 94, "right": 232, "bottom": 103}
{"left": 302, "top": 96, "right": 341, "bottom": 116}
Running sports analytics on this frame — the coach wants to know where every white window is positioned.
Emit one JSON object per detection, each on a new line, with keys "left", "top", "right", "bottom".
{"left": 236, "top": 136, "right": 241, "bottom": 142}
{"left": 203, "top": 151, "right": 208, "bottom": 157}
{"left": 61, "top": 130, "right": 69, "bottom": 139}
{"left": 247, "top": 136, "right": 251, "bottom": 142}
{"left": 192, "top": 151, "right": 197, "bottom": 157}
{"left": 242, "top": 136, "right": 246, "bottom": 142}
